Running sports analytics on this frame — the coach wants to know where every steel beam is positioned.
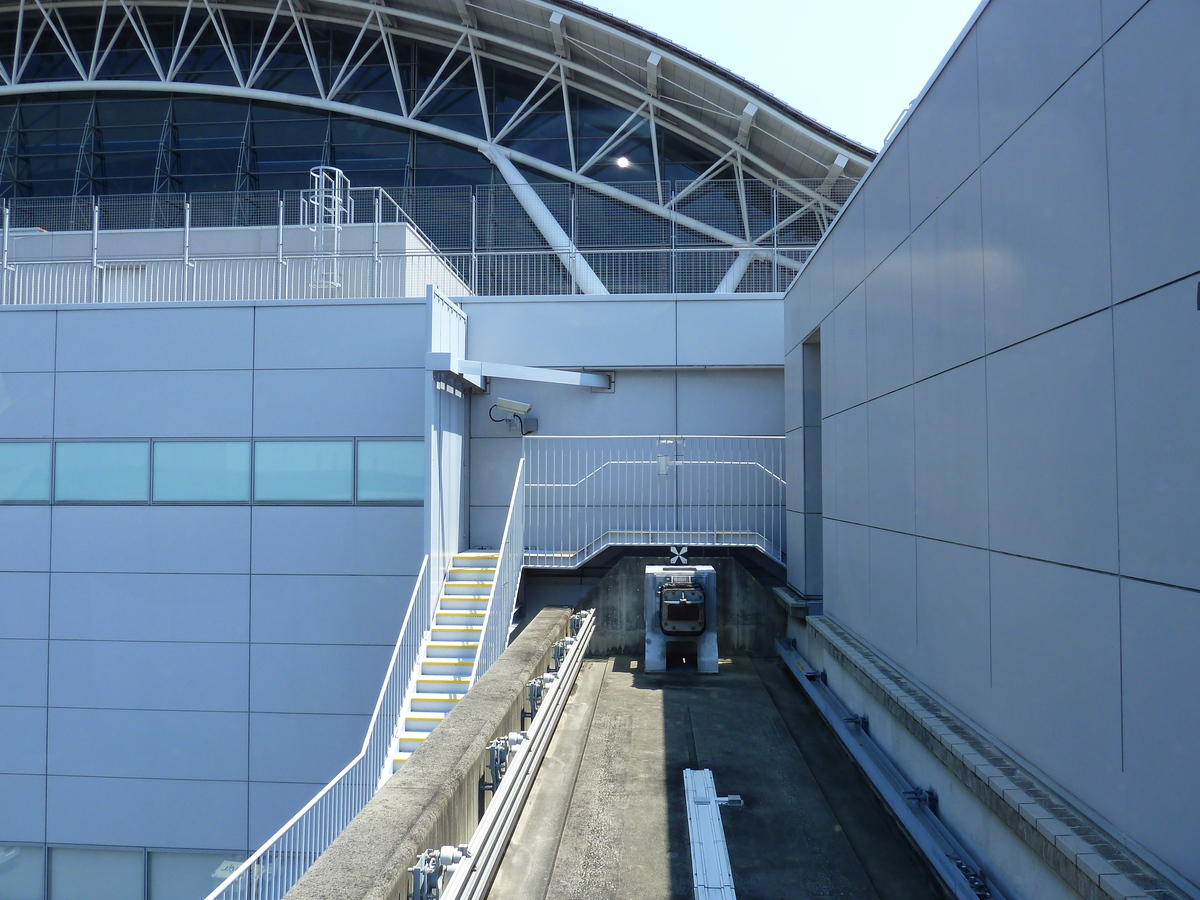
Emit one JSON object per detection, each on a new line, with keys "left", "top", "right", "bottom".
{"left": 480, "top": 143, "right": 608, "bottom": 295}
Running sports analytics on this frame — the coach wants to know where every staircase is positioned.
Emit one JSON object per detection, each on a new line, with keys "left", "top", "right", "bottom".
{"left": 389, "top": 551, "right": 498, "bottom": 770}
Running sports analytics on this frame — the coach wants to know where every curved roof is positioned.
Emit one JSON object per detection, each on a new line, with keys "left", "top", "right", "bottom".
{"left": 0, "top": 0, "right": 873, "bottom": 283}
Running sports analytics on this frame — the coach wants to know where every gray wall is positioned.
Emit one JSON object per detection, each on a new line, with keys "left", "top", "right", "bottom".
{"left": 785, "top": 0, "right": 1200, "bottom": 885}
{"left": 463, "top": 293, "right": 785, "bottom": 547}
{"left": 0, "top": 299, "right": 426, "bottom": 854}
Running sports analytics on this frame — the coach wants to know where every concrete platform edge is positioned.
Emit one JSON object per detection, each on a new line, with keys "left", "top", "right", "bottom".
{"left": 804, "top": 616, "right": 1187, "bottom": 900}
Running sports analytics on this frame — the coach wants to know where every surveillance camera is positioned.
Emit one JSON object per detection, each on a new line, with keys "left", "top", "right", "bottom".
{"left": 493, "top": 397, "right": 532, "bottom": 415}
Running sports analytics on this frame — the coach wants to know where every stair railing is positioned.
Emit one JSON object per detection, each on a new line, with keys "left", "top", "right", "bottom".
{"left": 205, "top": 555, "right": 435, "bottom": 900}
{"left": 470, "top": 458, "right": 526, "bottom": 683}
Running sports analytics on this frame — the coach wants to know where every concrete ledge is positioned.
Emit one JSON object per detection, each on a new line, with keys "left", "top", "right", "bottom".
{"left": 806, "top": 616, "right": 1187, "bottom": 900}
{"left": 285, "top": 607, "right": 574, "bottom": 900}
{"left": 772, "top": 584, "right": 821, "bottom": 618}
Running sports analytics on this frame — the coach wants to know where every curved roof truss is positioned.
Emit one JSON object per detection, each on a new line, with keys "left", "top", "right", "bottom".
{"left": 0, "top": 0, "right": 874, "bottom": 252}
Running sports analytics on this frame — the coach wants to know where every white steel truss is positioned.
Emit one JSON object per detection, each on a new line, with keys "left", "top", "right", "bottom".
{"left": 0, "top": 0, "right": 871, "bottom": 284}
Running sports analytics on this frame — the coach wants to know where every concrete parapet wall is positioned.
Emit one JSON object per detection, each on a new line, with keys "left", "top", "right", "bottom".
{"left": 799, "top": 616, "right": 1189, "bottom": 900}
{"left": 284, "top": 607, "right": 573, "bottom": 900}
{"left": 581, "top": 555, "right": 785, "bottom": 657}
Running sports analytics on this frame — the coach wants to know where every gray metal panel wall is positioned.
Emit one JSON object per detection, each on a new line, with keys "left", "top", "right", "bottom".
{"left": 0, "top": 299, "right": 426, "bottom": 854}
{"left": 784, "top": 0, "right": 1200, "bottom": 887}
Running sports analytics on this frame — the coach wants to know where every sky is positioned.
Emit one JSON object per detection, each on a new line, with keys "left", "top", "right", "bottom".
{"left": 588, "top": 0, "right": 982, "bottom": 150}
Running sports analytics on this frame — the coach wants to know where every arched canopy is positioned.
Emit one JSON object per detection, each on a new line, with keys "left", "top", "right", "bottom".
{"left": 0, "top": 0, "right": 874, "bottom": 259}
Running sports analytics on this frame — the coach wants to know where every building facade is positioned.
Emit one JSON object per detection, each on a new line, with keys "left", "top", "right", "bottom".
{"left": 0, "top": 0, "right": 868, "bottom": 897}
{"left": 786, "top": 0, "right": 1200, "bottom": 896}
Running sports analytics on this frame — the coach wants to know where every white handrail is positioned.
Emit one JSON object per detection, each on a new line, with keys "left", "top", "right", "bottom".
{"left": 523, "top": 436, "right": 786, "bottom": 569}
{"left": 205, "top": 555, "right": 435, "bottom": 900}
{"left": 470, "top": 458, "right": 526, "bottom": 682}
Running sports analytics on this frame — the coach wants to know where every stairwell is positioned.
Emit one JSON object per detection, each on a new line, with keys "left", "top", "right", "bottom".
{"left": 390, "top": 551, "right": 499, "bottom": 769}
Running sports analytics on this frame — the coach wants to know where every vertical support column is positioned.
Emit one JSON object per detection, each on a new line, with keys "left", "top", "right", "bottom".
{"left": 470, "top": 191, "right": 478, "bottom": 294}
{"left": 1, "top": 205, "right": 8, "bottom": 305}
{"left": 373, "top": 189, "right": 381, "bottom": 298}
{"left": 276, "top": 197, "right": 284, "bottom": 299}
{"left": 183, "top": 199, "right": 192, "bottom": 302}
{"left": 790, "top": 336, "right": 824, "bottom": 599}
{"left": 91, "top": 203, "right": 100, "bottom": 303}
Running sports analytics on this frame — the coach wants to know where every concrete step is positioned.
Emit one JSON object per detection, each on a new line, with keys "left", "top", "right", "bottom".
{"left": 439, "top": 597, "right": 489, "bottom": 611}
{"left": 447, "top": 567, "right": 495, "bottom": 582}
{"left": 436, "top": 610, "right": 487, "bottom": 626}
{"left": 431, "top": 625, "right": 483, "bottom": 641}
{"left": 416, "top": 674, "right": 471, "bottom": 694}
{"left": 410, "top": 694, "right": 461, "bottom": 714}
{"left": 421, "top": 658, "right": 474, "bottom": 676}
{"left": 404, "top": 713, "right": 445, "bottom": 733}
{"left": 424, "top": 640, "right": 479, "bottom": 659}
{"left": 443, "top": 581, "right": 493, "bottom": 596}
{"left": 397, "top": 731, "right": 429, "bottom": 753}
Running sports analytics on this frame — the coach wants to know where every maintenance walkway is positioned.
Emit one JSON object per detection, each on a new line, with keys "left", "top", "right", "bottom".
{"left": 486, "top": 655, "right": 950, "bottom": 900}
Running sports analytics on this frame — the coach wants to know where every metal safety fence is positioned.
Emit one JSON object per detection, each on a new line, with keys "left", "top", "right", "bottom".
{"left": 1, "top": 180, "right": 821, "bottom": 299}
{"left": 0, "top": 247, "right": 807, "bottom": 305}
{"left": 205, "top": 556, "right": 435, "bottom": 900}
{"left": 0, "top": 252, "right": 471, "bottom": 304}
{"left": 523, "top": 436, "right": 786, "bottom": 569}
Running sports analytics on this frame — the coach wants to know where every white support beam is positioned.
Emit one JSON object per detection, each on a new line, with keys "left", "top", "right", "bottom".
{"left": 480, "top": 143, "right": 609, "bottom": 295}
{"left": 427, "top": 352, "right": 611, "bottom": 390}
{"left": 736, "top": 102, "right": 758, "bottom": 147}
{"left": 715, "top": 249, "right": 755, "bottom": 293}
{"left": 452, "top": 0, "right": 476, "bottom": 29}
{"left": 645, "top": 51, "right": 661, "bottom": 98}
{"left": 817, "top": 153, "right": 848, "bottom": 197}
{"left": 549, "top": 11, "right": 568, "bottom": 58}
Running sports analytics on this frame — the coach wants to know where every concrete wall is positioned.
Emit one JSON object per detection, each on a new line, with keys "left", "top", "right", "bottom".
{"left": 0, "top": 299, "right": 426, "bottom": 856}
{"left": 784, "top": 0, "right": 1200, "bottom": 889}
{"left": 286, "top": 607, "right": 573, "bottom": 900}
{"left": 462, "top": 293, "right": 785, "bottom": 547}
{"left": 581, "top": 556, "right": 786, "bottom": 658}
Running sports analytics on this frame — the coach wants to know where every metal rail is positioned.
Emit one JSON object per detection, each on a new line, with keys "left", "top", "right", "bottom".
{"left": 776, "top": 639, "right": 1005, "bottom": 900}
{"left": 524, "top": 436, "right": 786, "bottom": 568}
{"left": 684, "top": 768, "right": 740, "bottom": 900}
{"left": 0, "top": 246, "right": 805, "bottom": 304}
{"left": 204, "top": 557, "right": 437, "bottom": 900}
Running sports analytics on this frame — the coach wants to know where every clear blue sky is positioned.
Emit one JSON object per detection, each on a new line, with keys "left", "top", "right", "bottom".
{"left": 590, "top": 0, "right": 982, "bottom": 150}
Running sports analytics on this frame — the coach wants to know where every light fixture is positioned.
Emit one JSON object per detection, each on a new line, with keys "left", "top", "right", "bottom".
{"left": 616, "top": 156, "right": 631, "bottom": 169}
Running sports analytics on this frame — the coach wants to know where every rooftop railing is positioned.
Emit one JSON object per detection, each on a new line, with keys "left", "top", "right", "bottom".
{"left": 523, "top": 435, "right": 786, "bottom": 569}
{"left": 0, "top": 182, "right": 815, "bottom": 301}
{"left": 0, "top": 247, "right": 807, "bottom": 304}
